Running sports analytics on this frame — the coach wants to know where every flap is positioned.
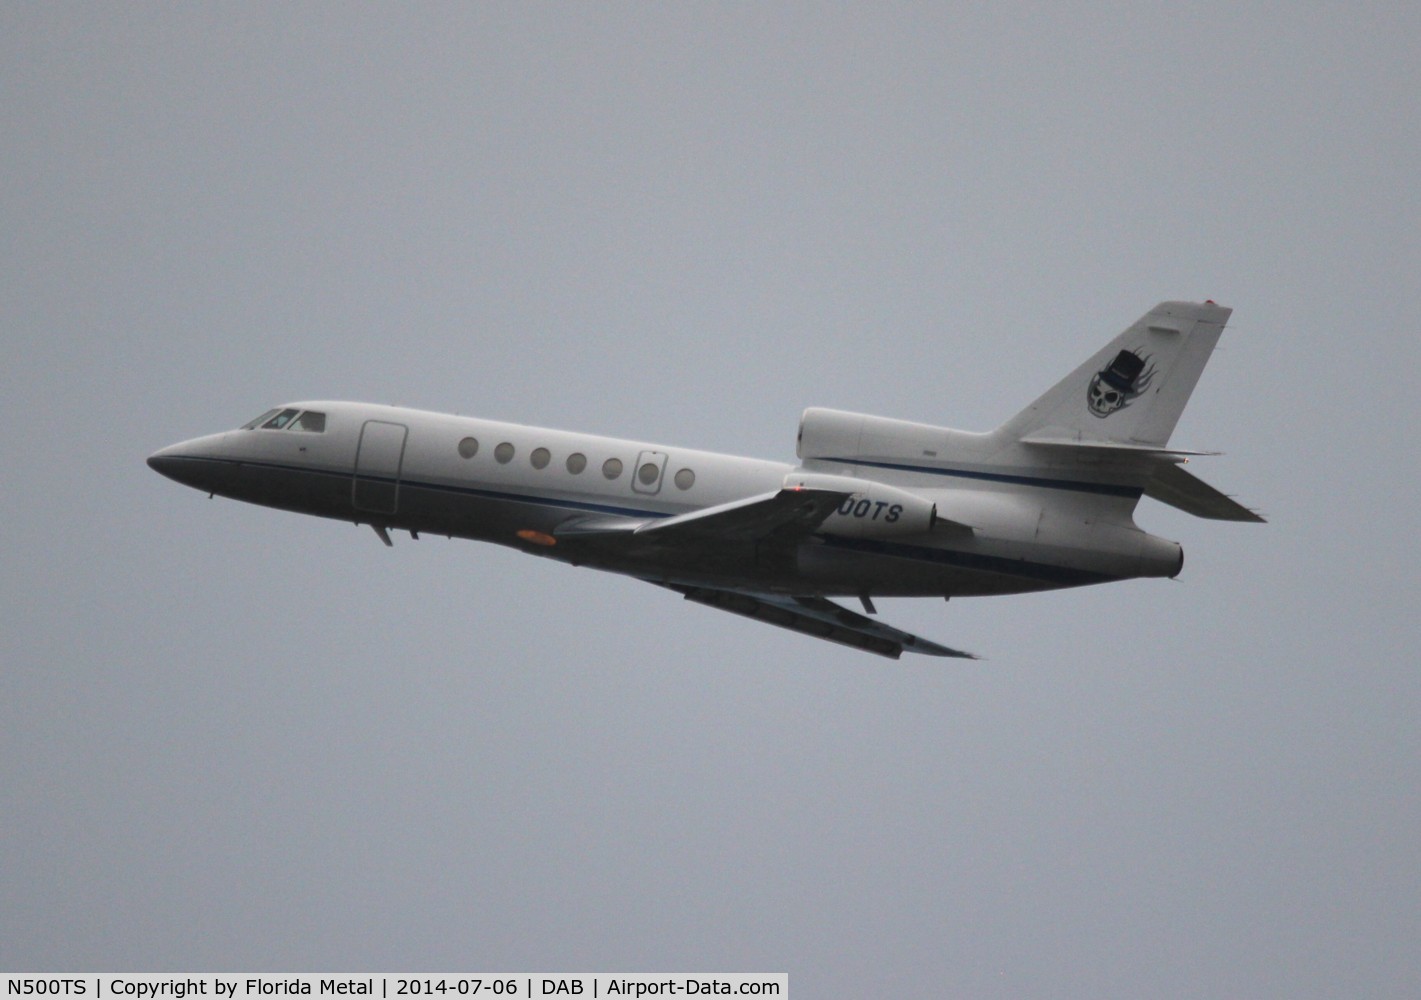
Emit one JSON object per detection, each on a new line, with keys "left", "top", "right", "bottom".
{"left": 665, "top": 585, "right": 977, "bottom": 659}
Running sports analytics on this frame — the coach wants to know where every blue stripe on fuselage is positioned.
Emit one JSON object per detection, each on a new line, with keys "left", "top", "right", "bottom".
{"left": 818, "top": 457, "right": 1143, "bottom": 499}
{"left": 820, "top": 535, "right": 1119, "bottom": 587}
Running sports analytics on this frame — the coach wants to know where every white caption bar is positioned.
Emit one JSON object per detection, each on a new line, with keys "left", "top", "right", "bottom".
{"left": 5, "top": 976, "right": 787, "bottom": 1000}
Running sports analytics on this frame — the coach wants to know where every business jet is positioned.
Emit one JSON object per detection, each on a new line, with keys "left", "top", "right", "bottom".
{"left": 148, "top": 301, "right": 1262, "bottom": 658}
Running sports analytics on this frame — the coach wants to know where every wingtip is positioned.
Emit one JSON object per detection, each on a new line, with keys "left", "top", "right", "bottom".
{"left": 906, "top": 639, "right": 981, "bottom": 659}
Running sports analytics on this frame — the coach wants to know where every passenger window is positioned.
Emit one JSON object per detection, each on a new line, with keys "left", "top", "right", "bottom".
{"left": 262, "top": 408, "right": 300, "bottom": 430}
{"left": 566, "top": 453, "right": 587, "bottom": 474}
{"left": 530, "top": 447, "right": 551, "bottom": 469}
{"left": 495, "top": 442, "right": 515, "bottom": 464}
{"left": 242, "top": 408, "right": 281, "bottom": 430}
{"left": 602, "top": 457, "right": 623, "bottom": 480}
{"left": 290, "top": 411, "right": 326, "bottom": 432}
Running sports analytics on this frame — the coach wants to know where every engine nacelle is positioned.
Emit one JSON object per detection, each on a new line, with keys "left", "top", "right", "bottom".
{"left": 782, "top": 472, "right": 936, "bottom": 538}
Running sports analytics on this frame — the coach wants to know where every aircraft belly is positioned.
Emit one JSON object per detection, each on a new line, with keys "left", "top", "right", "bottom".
{"left": 798, "top": 538, "right": 1069, "bottom": 597}
{"left": 543, "top": 518, "right": 1169, "bottom": 596}
{"left": 212, "top": 465, "right": 640, "bottom": 544}
{"left": 204, "top": 460, "right": 353, "bottom": 518}
{"left": 199, "top": 462, "right": 1166, "bottom": 597}
{"left": 152, "top": 456, "right": 246, "bottom": 498}
{"left": 198, "top": 462, "right": 536, "bottom": 540}
{"left": 551, "top": 535, "right": 1064, "bottom": 598}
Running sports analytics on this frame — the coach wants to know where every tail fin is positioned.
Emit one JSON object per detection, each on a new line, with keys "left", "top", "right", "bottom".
{"left": 998, "top": 301, "right": 1232, "bottom": 448}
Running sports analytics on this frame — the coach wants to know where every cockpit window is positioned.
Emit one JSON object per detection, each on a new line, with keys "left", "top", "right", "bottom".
{"left": 241, "top": 407, "right": 327, "bottom": 432}
{"left": 242, "top": 408, "right": 281, "bottom": 430}
{"left": 262, "top": 408, "right": 301, "bottom": 430}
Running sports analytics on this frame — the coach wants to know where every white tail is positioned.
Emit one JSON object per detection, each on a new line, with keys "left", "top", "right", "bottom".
{"left": 998, "top": 301, "right": 1232, "bottom": 448}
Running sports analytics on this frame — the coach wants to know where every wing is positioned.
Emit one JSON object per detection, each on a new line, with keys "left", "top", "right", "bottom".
{"left": 556, "top": 487, "right": 977, "bottom": 658}
{"left": 662, "top": 584, "right": 978, "bottom": 660}
{"left": 556, "top": 486, "right": 849, "bottom": 544}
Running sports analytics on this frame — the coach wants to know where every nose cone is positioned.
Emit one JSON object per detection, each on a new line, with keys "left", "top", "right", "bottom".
{"left": 146, "top": 444, "right": 184, "bottom": 479}
{"left": 147, "top": 433, "right": 233, "bottom": 492}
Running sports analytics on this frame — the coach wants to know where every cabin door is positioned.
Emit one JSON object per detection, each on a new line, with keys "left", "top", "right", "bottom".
{"left": 353, "top": 420, "right": 408, "bottom": 514}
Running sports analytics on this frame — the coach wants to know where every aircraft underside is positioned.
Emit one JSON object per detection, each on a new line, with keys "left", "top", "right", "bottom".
{"left": 168, "top": 454, "right": 1117, "bottom": 600}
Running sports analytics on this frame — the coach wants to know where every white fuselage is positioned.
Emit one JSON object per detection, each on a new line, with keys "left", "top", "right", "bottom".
{"left": 149, "top": 400, "right": 1182, "bottom": 598}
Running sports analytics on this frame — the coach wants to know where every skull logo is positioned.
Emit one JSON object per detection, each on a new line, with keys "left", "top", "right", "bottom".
{"left": 1086, "top": 349, "right": 1154, "bottom": 418}
{"left": 1087, "top": 374, "right": 1127, "bottom": 416}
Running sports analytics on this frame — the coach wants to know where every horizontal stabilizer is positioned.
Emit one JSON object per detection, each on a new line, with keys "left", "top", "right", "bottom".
{"left": 664, "top": 584, "right": 977, "bottom": 659}
{"left": 1144, "top": 463, "right": 1265, "bottom": 522}
{"left": 1019, "top": 431, "right": 1218, "bottom": 460}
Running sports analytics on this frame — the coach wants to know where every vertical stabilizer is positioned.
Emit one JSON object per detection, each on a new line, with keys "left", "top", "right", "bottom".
{"left": 998, "top": 301, "right": 1232, "bottom": 447}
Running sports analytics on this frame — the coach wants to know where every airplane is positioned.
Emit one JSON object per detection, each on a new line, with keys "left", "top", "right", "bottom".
{"left": 148, "top": 300, "right": 1262, "bottom": 659}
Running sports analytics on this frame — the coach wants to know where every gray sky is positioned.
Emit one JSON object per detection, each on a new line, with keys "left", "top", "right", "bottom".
{"left": 4, "top": 4, "right": 1419, "bottom": 995}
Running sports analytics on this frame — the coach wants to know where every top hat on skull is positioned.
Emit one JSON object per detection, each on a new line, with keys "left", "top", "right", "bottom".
{"left": 1087, "top": 349, "right": 1153, "bottom": 417}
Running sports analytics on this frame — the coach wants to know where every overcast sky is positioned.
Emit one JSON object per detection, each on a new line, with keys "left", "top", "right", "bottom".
{"left": 4, "top": 4, "right": 1419, "bottom": 996}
